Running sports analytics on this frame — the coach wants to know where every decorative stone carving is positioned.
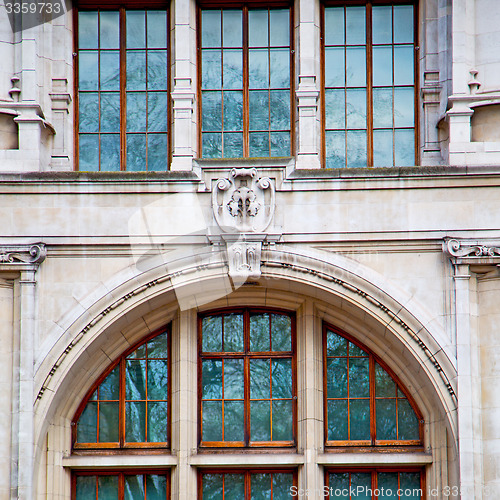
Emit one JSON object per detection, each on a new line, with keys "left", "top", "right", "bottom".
{"left": 445, "top": 238, "right": 500, "bottom": 258}
{"left": 212, "top": 168, "right": 275, "bottom": 233}
{"left": 0, "top": 243, "right": 47, "bottom": 266}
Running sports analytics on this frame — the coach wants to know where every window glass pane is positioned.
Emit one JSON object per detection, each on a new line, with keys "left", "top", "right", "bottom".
{"left": 376, "top": 399, "right": 397, "bottom": 440}
{"left": 202, "top": 474, "right": 223, "bottom": 499}
{"left": 79, "top": 52, "right": 98, "bottom": 91}
{"left": 125, "top": 401, "right": 146, "bottom": 442}
{"left": 224, "top": 133, "right": 243, "bottom": 158}
{"left": 349, "top": 357, "right": 369, "bottom": 397}
{"left": 202, "top": 91, "right": 222, "bottom": 132}
{"left": 270, "top": 90, "right": 289, "bottom": 130}
{"left": 203, "top": 401, "right": 222, "bottom": 441}
{"left": 79, "top": 134, "right": 99, "bottom": 171}
{"left": 251, "top": 473, "right": 271, "bottom": 499}
{"left": 325, "top": 131, "right": 345, "bottom": 168}
{"left": 126, "top": 359, "right": 146, "bottom": 400}
{"left": 124, "top": 475, "right": 144, "bottom": 500}
{"left": 146, "top": 474, "right": 167, "bottom": 500}
{"left": 324, "top": 7, "right": 344, "bottom": 46}
{"left": 250, "top": 313, "right": 270, "bottom": 351}
{"left": 326, "top": 331, "right": 347, "bottom": 356}
{"left": 147, "top": 134, "right": 168, "bottom": 171}
{"left": 346, "top": 130, "right": 367, "bottom": 167}
{"left": 224, "top": 401, "right": 244, "bottom": 441}
{"left": 271, "top": 359, "right": 292, "bottom": 398}
{"left": 373, "top": 46, "right": 392, "bottom": 87}
{"left": 329, "top": 473, "right": 349, "bottom": 499}
{"left": 373, "top": 129, "right": 393, "bottom": 168}
{"left": 202, "top": 50, "right": 222, "bottom": 89}
{"left": 223, "top": 91, "right": 243, "bottom": 132}
{"left": 148, "top": 332, "right": 168, "bottom": 358}
{"left": 270, "top": 9, "right": 289, "bottom": 46}
{"left": 346, "top": 89, "right": 366, "bottom": 129}
{"left": 325, "top": 89, "right": 345, "bottom": 130}
{"left": 100, "top": 11, "right": 119, "bottom": 49}
{"left": 147, "top": 359, "right": 168, "bottom": 400}
{"left": 349, "top": 399, "right": 370, "bottom": 440}
{"left": 345, "top": 7, "right": 365, "bottom": 45}
{"left": 148, "top": 50, "right": 168, "bottom": 90}
{"left": 349, "top": 342, "right": 366, "bottom": 357}
{"left": 100, "top": 134, "right": 120, "bottom": 172}
{"left": 202, "top": 133, "right": 222, "bottom": 158}
{"left": 223, "top": 10, "right": 242, "bottom": 47}
{"left": 272, "top": 400, "right": 293, "bottom": 440}
{"left": 98, "top": 476, "right": 119, "bottom": 500}
{"left": 148, "top": 93, "right": 168, "bottom": 132}
{"left": 394, "top": 46, "right": 414, "bottom": 86}
{"left": 251, "top": 400, "right": 271, "bottom": 441}
{"left": 147, "top": 11, "right": 167, "bottom": 48}
{"left": 270, "top": 48, "right": 289, "bottom": 88}
{"left": 398, "top": 398, "right": 420, "bottom": 440}
{"left": 373, "top": 88, "right": 393, "bottom": 129}
{"left": 394, "top": 129, "right": 415, "bottom": 166}
{"left": 250, "top": 359, "right": 270, "bottom": 398}
{"left": 378, "top": 472, "right": 399, "bottom": 500}
{"left": 202, "top": 10, "right": 221, "bottom": 48}
{"left": 270, "top": 314, "right": 291, "bottom": 351}
{"left": 346, "top": 47, "right": 366, "bottom": 87}
{"left": 327, "top": 399, "right": 348, "bottom": 440}
{"left": 100, "top": 92, "right": 120, "bottom": 132}
{"left": 249, "top": 49, "right": 269, "bottom": 89}
{"left": 202, "top": 316, "right": 223, "bottom": 352}
{"left": 99, "top": 402, "right": 119, "bottom": 441}
{"left": 148, "top": 401, "right": 168, "bottom": 442}
{"left": 127, "top": 11, "right": 146, "bottom": 49}
{"left": 272, "top": 473, "right": 294, "bottom": 500}
{"left": 375, "top": 363, "right": 396, "bottom": 397}
{"left": 76, "top": 475, "right": 97, "bottom": 499}
{"left": 100, "top": 51, "right": 120, "bottom": 91}
{"left": 99, "top": 366, "right": 120, "bottom": 400}
{"left": 249, "top": 91, "right": 269, "bottom": 131}
{"left": 79, "top": 11, "right": 98, "bottom": 49}
{"left": 224, "top": 474, "right": 245, "bottom": 500}
{"left": 249, "top": 10, "right": 268, "bottom": 47}
{"left": 77, "top": 401, "right": 97, "bottom": 442}
{"left": 224, "top": 359, "right": 244, "bottom": 398}
{"left": 249, "top": 132, "right": 270, "bottom": 157}
{"left": 394, "top": 5, "right": 414, "bottom": 44}
{"left": 223, "top": 49, "right": 243, "bottom": 89}
{"left": 400, "top": 472, "right": 421, "bottom": 499}
{"left": 126, "top": 51, "right": 147, "bottom": 91}
{"left": 79, "top": 93, "right": 99, "bottom": 133}
{"left": 372, "top": 6, "right": 392, "bottom": 45}
{"left": 350, "top": 473, "right": 371, "bottom": 500}
{"left": 270, "top": 132, "right": 290, "bottom": 156}
{"left": 327, "top": 358, "right": 348, "bottom": 398}
{"left": 202, "top": 359, "right": 223, "bottom": 399}
{"left": 127, "top": 92, "right": 147, "bottom": 132}
{"left": 324, "top": 47, "right": 345, "bottom": 88}
{"left": 394, "top": 87, "right": 414, "bottom": 128}
{"left": 223, "top": 313, "right": 243, "bottom": 351}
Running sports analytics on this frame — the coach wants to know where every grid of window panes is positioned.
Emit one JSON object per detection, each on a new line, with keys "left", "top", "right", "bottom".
{"left": 74, "top": 472, "right": 168, "bottom": 500}
{"left": 200, "top": 7, "right": 292, "bottom": 158}
{"left": 323, "top": 3, "right": 415, "bottom": 168}
{"left": 200, "top": 310, "right": 295, "bottom": 446}
{"left": 201, "top": 471, "right": 295, "bottom": 499}
{"left": 324, "top": 327, "right": 420, "bottom": 445}
{"left": 74, "top": 330, "right": 169, "bottom": 448}
{"left": 77, "top": 9, "right": 169, "bottom": 171}
{"left": 326, "top": 471, "right": 422, "bottom": 499}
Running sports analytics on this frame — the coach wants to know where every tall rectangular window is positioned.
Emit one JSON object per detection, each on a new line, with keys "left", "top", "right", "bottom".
{"left": 199, "top": 5, "right": 293, "bottom": 158}
{"left": 322, "top": 2, "right": 416, "bottom": 168}
{"left": 76, "top": 8, "right": 169, "bottom": 171}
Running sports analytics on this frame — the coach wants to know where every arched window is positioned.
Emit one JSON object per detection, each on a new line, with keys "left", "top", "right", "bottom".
{"left": 323, "top": 324, "right": 423, "bottom": 446}
{"left": 72, "top": 327, "right": 171, "bottom": 449}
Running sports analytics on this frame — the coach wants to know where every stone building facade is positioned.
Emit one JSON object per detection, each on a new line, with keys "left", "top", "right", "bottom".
{"left": 0, "top": 0, "right": 499, "bottom": 498}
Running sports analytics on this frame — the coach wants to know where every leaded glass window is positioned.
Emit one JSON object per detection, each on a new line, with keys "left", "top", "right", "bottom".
{"left": 199, "top": 5, "right": 293, "bottom": 158}
{"left": 199, "top": 309, "right": 296, "bottom": 447}
{"left": 73, "top": 328, "right": 170, "bottom": 449}
{"left": 324, "top": 325, "right": 421, "bottom": 445}
{"left": 326, "top": 470, "right": 423, "bottom": 499}
{"left": 77, "top": 8, "right": 169, "bottom": 171}
{"left": 73, "top": 471, "right": 169, "bottom": 500}
{"left": 322, "top": 2, "right": 416, "bottom": 168}
{"left": 200, "top": 470, "right": 295, "bottom": 499}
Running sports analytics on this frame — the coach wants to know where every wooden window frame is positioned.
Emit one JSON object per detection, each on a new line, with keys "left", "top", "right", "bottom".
{"left": 320, "top": 0, "right": 419, "bottom": 168}
{"left": 323, "top": 322, "right": 424, "bottom": 448}
{"left": 198, "top": 308, "right": 297, "bottom": 448}
{"left": 72, "top": 326, "right": 171, "bottom": 451}
{"left": 198, "top": 468, "right": 298, "bottom": 499}
{"left": 71, "top": 469, "right": 171, "bottom": 500}
{"left": 73, "top": 2, "right": 171, "bottom": 171}
{"left": 196, "top": 1, "right": 295, "bottom": 159}
{"left": 324, "top": 467, "right": 426, "bottom": 499}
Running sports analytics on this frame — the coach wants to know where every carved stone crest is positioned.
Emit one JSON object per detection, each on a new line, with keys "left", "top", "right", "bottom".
{"left": 212, "top": 167, "right": 275, "bottom": 233}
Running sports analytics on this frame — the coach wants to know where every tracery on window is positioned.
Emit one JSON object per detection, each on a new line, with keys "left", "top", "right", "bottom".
{"left": 73, "top": 328, "right": 170, "bottom": 449}
{"left": 199, "top": 309, "right": 296, "bottom": 447}
{"left": 324, "top": 324, "right": 422, "bottom": 446}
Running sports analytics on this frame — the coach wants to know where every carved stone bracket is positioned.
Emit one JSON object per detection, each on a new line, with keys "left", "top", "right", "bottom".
{"left": 444, "top": 238, "right": 500, "bottom": 261}
{"left": 212, "top": 168, "right": 276, "bottom": 233}
{"left": 0, "top": 243, "right": 47, "bottom": 270}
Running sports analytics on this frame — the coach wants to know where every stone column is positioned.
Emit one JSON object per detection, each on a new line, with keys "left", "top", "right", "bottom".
{"left": 171, "top": 310, "right": 198, "bottom": 499}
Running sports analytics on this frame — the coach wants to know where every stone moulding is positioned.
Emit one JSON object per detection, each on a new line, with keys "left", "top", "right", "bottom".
{"left": 444, "top": 238, "right": 500, "bottom": 261}
{"left": 0, "top": 243, "right": 46, "bottom": 267}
